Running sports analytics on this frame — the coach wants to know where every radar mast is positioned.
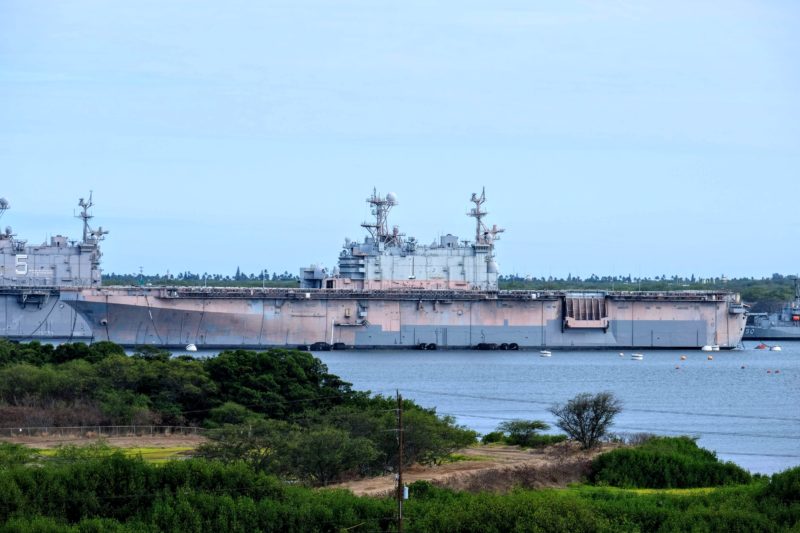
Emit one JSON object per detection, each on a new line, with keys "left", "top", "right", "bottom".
{"left": 468, "top": 188, "right": 504, "bottom": 245}
{"left": 77, "top": 192, "right": 108, "bottom": 245}
{"left": 361, "top": 188, "right": 402, "bottom": 245}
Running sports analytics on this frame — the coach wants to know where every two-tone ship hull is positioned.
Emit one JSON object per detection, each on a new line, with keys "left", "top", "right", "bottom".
{"left": 62, "top": 287, "right": 747, "bottom": 350}
{"left": 0, "top": 288, "right": 94, "bottom": 342}
{"left": 743, "top": 325, "right": 800, "bottom": 341}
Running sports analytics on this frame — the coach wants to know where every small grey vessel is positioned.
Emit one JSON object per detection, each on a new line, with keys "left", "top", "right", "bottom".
{"left": 743, "top": 278, "right": 800, "bottom": 340}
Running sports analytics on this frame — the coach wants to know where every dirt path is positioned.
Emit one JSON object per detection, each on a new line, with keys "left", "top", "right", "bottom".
{"left": 1, "top": 434, "right": 206, "bottom": 449}
{"left": 335, "top": 443, "right": 613, "bottom": 496}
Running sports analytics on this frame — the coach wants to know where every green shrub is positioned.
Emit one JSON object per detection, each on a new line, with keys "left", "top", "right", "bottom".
{"left": 590, "top": 436, "right": 752, "bottom": 488}
{"left": 763, "top": 466, "right": 800, "bottom": 504}
{"left": 481, "top": 431, "right": 505, "bottom": 444}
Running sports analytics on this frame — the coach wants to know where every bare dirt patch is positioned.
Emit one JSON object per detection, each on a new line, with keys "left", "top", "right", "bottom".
{"left": 335, "top": 442, "right": 615, "bottom": 496}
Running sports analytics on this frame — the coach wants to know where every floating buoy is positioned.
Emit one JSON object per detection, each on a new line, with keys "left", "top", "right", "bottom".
{"left": 675, "top": 365, "right": 680, "bottom": 369}
{"left": 185, "top": 343, "right": 198, "bottom": 352}
{"left": 767, "top": 370, "right": 772, "bottom": 374}
{"left": 631, "top": 353, "right": 644, "bottom": 360}
{"left": 741, "top": 366, "right": 746, "bottom": 369}
{"left": 755, "top": 343, "right": 768, "bottom": 350}
{"left": 770, "top": 346, "right": 782, "bottom": 352}
{"left": 619, "top": 352, "right": 625, "bottom": 357}
{"left": 540, "top": 350, "right": 552, "bottom": 357}
{"left": 775, "top": 370, "right": 781, "bottom": 374}
{"left": 680, "top": 355, "right": 687, "bottom": 361}
{"left": 707, "top": 355, "right": 713, "bottom": 360}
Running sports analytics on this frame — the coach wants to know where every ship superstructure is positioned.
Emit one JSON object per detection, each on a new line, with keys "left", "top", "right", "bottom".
{"left": 0, "top": 195, "right": 102, "bottom": 340}
{"left": 2, "top": 190, "right": 748, "bottom": 350}
{"left": 301, "top": 189, "right": 503, "bottom": 291}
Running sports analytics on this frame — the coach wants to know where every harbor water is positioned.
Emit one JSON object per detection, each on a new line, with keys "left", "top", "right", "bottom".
{"left": 315, "top": 342, "right": 800, "bottom": 475}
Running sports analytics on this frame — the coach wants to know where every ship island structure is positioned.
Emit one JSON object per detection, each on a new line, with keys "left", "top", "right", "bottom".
{"left": 1, "top": 191, "right": 747, "bottom": 350}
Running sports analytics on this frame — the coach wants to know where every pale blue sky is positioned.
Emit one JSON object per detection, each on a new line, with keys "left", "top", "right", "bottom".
{"left": 1, "top": 1, "right": 798, "bottom": 278}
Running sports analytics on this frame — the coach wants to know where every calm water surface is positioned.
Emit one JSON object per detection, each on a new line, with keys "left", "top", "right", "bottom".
{"left": 315, "top": 341, "right": 800, "bottom": 475}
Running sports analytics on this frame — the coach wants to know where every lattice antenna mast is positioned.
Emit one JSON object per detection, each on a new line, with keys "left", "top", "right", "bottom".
{"left": 361, "top": 188, "right": 398, "bottom": 244}
{"left": 77, "top": 192, "right": 108, "bottom": 244}
{"left": 468, "top": 188, "right": 504, "bottom": 245}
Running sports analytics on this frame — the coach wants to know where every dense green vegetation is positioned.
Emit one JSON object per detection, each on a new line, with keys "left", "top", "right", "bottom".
{"left": 0, "top": 340, "right": 797, "bottom": 530}
{"left": 589, "top": 436, "right": 753, "bottom": 488}
{"left": 0, "top": 340, "right": 476, "bottom": 486}
{"left": 0, "top": 447, "right": 796, "bottom": 531}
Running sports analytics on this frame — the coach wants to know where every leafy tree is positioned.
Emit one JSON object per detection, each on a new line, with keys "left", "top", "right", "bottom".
{"left": 496, "top": 419, "right": 550, "bottom": 447}
{"left": 98, "top": 390, "right": 154, "bottom": 425}
{"left": 549, "top": 392, "right": 622, "bottom": 449}
{"left": 205, "top": 402, "right": 264, "bottom": 428}
{"left": 291, "top": 426, "right": 379, "bottom": 486}
{"left": 196, "top": 419, "right": 296, "bottom": 474}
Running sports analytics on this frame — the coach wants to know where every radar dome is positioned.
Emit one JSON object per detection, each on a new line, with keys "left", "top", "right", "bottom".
{"left": 487, "top": 261, "right": 498, "bottom": 274}
{"left": 386, "top": 192, "right": 397, "bottom": 204}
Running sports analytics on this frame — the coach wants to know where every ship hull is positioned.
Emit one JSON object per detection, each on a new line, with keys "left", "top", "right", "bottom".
{"left": 62, "top": 288, "right": 747, "bottom": 350}
{"left": 0, "top": 289, "right": 94, "bottom": 342}
{"left": 743, "top": 325, "right": 800, "bottom": 341}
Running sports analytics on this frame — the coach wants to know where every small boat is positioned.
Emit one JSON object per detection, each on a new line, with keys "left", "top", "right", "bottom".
{"left": 770, "top": 346, "right": 782, "bottom": 352}
{"left": 185, "top": 343, "right": 198, "bottom": 352}
{"left": 712, "top": 345, "right": 720, "bottom": 351}
{"left": 701, "top": 345, "right": 720, "bottom": 352}
{"left": 631, "top": 353, "right": 644, "bottom": 360}
{"left": 539, "top": 350, "right": 552, "bottom": 357}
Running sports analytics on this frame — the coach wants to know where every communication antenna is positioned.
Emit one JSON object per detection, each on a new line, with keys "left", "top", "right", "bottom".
{"left": 76, "top": 192, "right": 108, "bottom": 244}
{"left": 361, "top": 188, "right": 402, "bottom": 245}
{"left": 467, "top": 188, "right": 504, "bottom": 245}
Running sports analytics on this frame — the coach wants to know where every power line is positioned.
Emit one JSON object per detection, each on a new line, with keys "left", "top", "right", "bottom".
{"left": 402, "top": 388, "right": 800, "bottom": 423}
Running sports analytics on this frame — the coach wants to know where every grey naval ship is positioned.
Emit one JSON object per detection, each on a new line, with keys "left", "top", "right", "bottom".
{"left": 2, "top": 190, "right": 747, "bottom": 350}
{"left": 743, "top": 278, "right": 800, "bottom": 340}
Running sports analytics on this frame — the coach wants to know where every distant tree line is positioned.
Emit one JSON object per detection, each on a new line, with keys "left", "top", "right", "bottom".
{"left": 103, "top": 269, "right": 300, "bottom": 288}
{"left": 500, "top": 273, "right": 798, "bottom": 311}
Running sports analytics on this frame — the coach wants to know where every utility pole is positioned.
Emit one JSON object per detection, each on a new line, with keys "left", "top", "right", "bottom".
{"left": 396, "top": 389, "right": 404, "bottom": 533}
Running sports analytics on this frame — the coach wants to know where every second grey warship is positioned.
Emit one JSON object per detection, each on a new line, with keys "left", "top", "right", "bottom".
{"left": 3, "top": 190, "right": 747, "bottom": 350}
{"left": 743, "top": 279, "right": 800, "bottom": 340}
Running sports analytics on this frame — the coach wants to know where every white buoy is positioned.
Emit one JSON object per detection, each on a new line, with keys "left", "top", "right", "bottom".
{"left": 185, "top": 343, "right": 198, "bottom": 352}
{"left": 619, "top": 352, "right": 625, "bottom": 357}
{"left": 770, "top": 346, "right": 782, "bottom": 352}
